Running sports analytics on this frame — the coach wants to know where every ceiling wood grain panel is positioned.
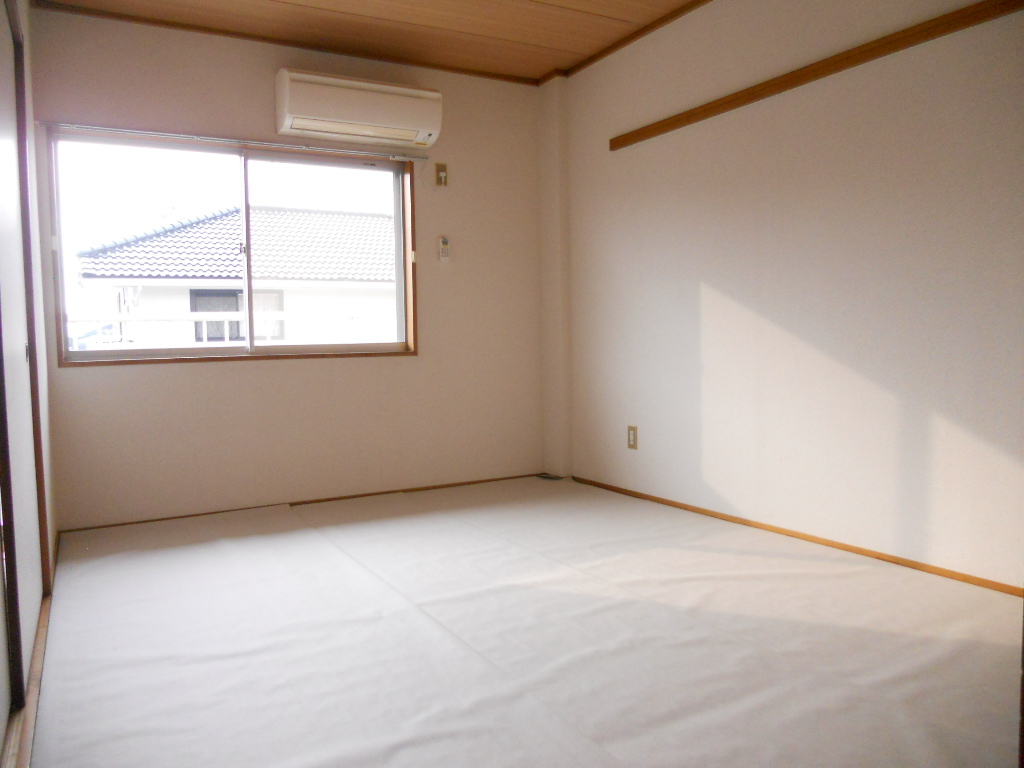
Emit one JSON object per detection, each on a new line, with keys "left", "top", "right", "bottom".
{"left": 33, "top": 0, "right": 716, "bottom": 83}
{"left": 257, "top": 1, "right": 584, "bottom": 76}
{"left": 528, "top": 0, "right": 687, "bottom": 25}
{"left": 275, "top": 0, "right": 632, "bottom": 53}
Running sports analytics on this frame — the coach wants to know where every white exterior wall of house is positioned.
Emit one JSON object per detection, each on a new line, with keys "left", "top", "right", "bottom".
{"left": 68, "top": 284, "right": 208, "bottom": 349}
{"left": 260, "top": 283, "right": 399, "bottom": 345}
{"left": 74, "top": 280, "right": 398, "bottom": 349}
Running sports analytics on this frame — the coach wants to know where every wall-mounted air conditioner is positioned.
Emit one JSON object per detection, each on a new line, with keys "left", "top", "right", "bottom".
{"left": 276, "top": 69, "right": 442, "bottom": 149}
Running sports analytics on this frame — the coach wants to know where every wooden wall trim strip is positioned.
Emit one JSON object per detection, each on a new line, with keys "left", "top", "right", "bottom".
{"left": 610, "top": 0, "right": 1024, "bottom": 151}
{"left": 573, "top": 476, "right": 1024, "bottom": 598}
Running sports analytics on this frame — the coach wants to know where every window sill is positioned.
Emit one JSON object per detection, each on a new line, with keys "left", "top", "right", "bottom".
{"left": 58, "top": 342, "right": 417, "bottom": 367}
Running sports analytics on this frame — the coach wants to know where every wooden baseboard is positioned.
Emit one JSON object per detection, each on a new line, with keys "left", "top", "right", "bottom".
{"left": 61, "top": 474, "right": 546, "bottom": 533}
{"left": 573, "top": 477, "right": 1023, "bottom": 598}
{"left": 290, "top": 473, "right": 543, "bottom": 507}
{"left": 1, "top": 595, "right": 52, "bottom": 768}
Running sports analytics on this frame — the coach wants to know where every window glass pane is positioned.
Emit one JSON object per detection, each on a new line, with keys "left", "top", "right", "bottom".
{"left": 246, "top": 158, "right": 402, "bottom": 347}
{"left": 190, "top": 290, "right": 244, "bottom": 342}
{"left": 55, "top": 139, "right": 244, "bottom": 353}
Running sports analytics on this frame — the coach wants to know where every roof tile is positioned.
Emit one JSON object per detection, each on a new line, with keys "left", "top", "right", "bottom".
{"left": 78, "top": 207, "right": 397, "bottom": 282}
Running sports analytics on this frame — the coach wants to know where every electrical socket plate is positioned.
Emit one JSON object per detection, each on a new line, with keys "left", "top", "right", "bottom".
{"left": 627, "top": 425, "right": 637, "bottom": 450}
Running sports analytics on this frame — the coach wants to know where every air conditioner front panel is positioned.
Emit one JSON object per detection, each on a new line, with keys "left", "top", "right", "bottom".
{"left": 277, "top": 70, "right": 441, "bottom": 148}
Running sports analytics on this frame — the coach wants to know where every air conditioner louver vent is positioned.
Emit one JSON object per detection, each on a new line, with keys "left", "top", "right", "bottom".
{"left": 277, "top": 70, "right": 442, "bottom": 149}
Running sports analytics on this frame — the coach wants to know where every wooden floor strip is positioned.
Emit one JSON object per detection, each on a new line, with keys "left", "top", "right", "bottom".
{"left": 16, "top": 595, "right": 51, "bottom": 768}
{"left": 573, "top": 476, "right": 1023, "bottom": 597}
{"left": 0, "top": 595, "right": 52, "bottom": 768}
{"left": 290, "top": 473, "right": 543, "bottom": 506}
{"left": 1, "top": 711, "right": 22, "bottom": 768}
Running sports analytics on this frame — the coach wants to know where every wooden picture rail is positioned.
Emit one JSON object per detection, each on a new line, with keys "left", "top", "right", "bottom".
{"left": 610, "top": 0, "right": 1024, "bottom": 151}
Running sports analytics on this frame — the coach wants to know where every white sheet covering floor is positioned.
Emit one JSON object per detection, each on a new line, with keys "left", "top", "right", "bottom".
{"left": 33, "top": 478, "right": 1022, "bottom": 767}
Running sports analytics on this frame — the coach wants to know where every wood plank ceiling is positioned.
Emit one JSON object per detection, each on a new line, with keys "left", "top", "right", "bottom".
{"left": 33, "top": 0, "right": 714, "bottom": 83}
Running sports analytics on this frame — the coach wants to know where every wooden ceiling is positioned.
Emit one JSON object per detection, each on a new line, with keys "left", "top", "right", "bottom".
{"left": 34, "top": 0, "right": 714, "bottom": 84}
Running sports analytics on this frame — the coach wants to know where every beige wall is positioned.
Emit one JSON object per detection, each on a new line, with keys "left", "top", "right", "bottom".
{"left": 31, "top": 9, "right": 546, "bottom": 529}
{"left": 565, "top": 0, "right": 1024, "bottom": 586}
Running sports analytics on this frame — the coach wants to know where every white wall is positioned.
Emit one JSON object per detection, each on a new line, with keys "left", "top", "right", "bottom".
{"left": 1, "top": 0, "right": 45, "bottom": 696}
{"left": 565, "top": 0, "right": 1024, "bottom": 586}
{"left": 31, "top": 9, "right": 546, "bottom": 529}
{"left": 538, "top": 78, "right": 571, "bottom": 477}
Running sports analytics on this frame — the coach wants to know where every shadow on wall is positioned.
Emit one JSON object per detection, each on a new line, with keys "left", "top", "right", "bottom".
{"left": 697, "top": 283, "right": 1024, "bottom": 567}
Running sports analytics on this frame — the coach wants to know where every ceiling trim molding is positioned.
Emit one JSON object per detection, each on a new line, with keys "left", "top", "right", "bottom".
{"left": 559, "top": 0, "right": 717, "bottom": 79}
{"left": 537, "top": 68, "right": 568, "bottom": 86}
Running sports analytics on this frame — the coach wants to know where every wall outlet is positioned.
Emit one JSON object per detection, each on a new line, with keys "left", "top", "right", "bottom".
{"left": 435, "top": 163, "right": 448, "bottom": 186}
{"left": 627, "top": 425, "right": 638, "bottom": 450}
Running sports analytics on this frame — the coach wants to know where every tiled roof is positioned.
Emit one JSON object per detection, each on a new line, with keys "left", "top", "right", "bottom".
{"left": 78, "top": 207, "right": 397, "bottom": 282}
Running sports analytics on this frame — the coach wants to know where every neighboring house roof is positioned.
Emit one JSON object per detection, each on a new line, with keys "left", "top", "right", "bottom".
{"left": 78, "top": 207, "right": 397, "bottom": 282}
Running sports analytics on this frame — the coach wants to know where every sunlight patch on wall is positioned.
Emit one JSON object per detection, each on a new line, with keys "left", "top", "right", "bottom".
{"left": 699, "top": 284, "right": 903, "bottom": 544}
{"left": 928, "top": 413, "right": 1024, "bottom": 585}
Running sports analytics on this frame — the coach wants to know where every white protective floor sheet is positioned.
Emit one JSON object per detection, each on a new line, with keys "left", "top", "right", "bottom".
{"left": 34, "top": 478, "right": 1022, "bottom": 767}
